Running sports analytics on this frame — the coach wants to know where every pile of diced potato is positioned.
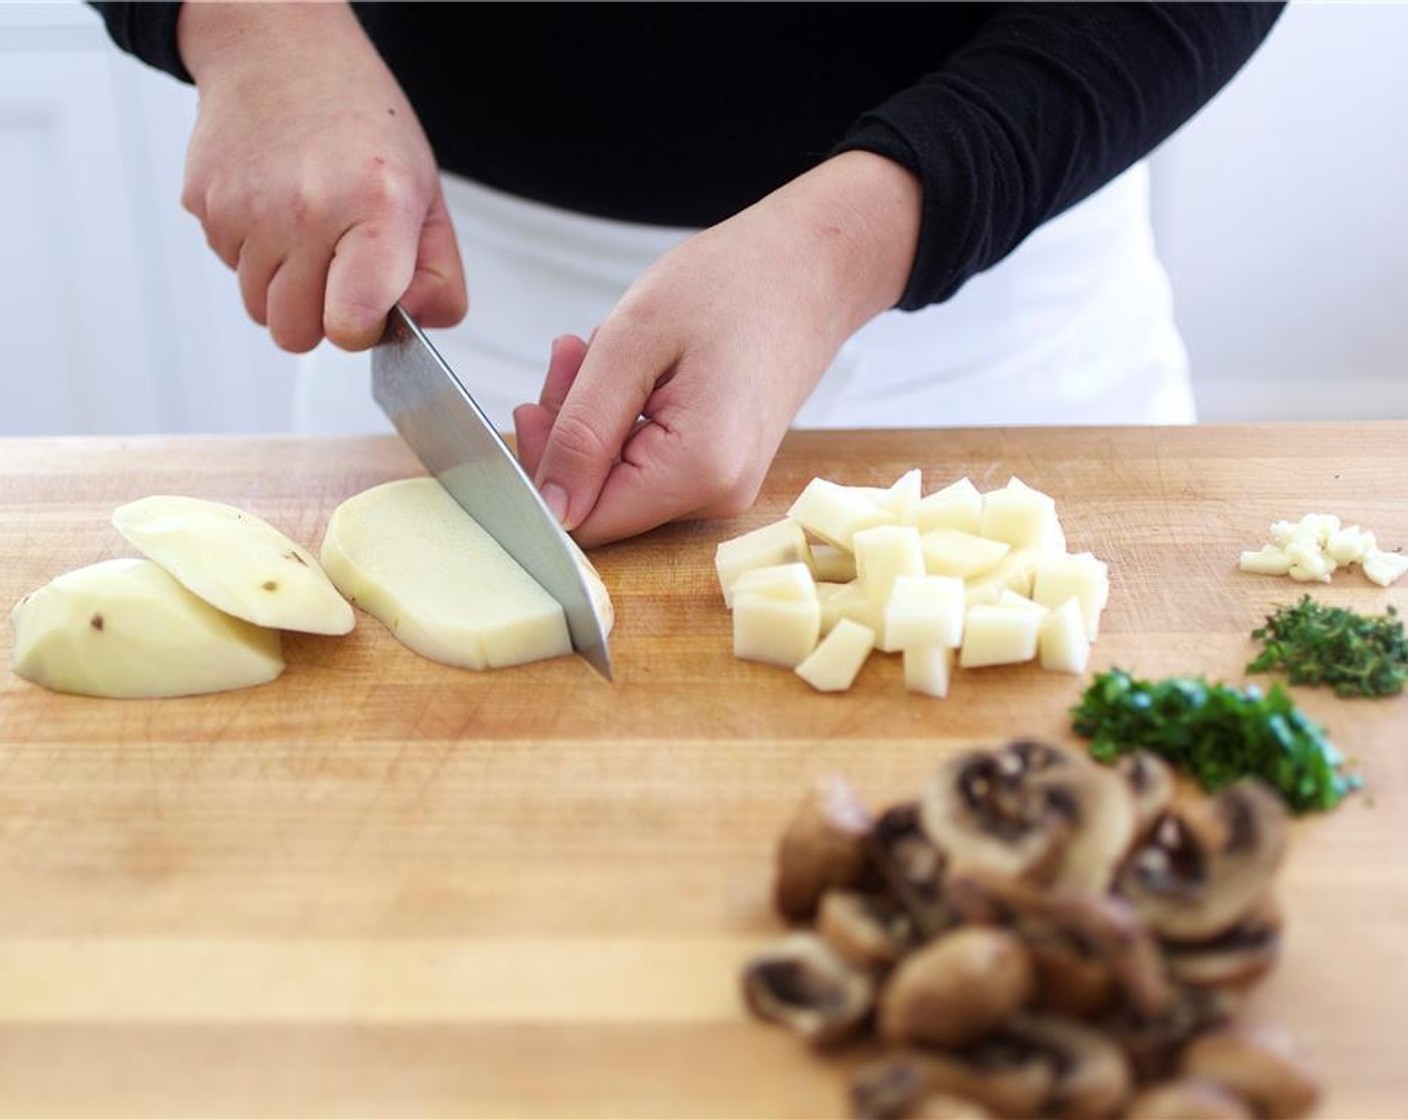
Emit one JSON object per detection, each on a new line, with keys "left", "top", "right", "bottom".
{"left": 714, "top": 471, "right": 1109, "bottom": 696}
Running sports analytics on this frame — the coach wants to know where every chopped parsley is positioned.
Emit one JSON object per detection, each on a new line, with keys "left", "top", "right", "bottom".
{"left": 1248, "top": 595, "right": 1408, "bottom": 698}
{"left": 1071, "top": 668, "right": 1361, "bottom": 813}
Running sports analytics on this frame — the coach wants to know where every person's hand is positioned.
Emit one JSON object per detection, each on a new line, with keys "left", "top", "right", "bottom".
{"left": 177, "top": 1, "right": 466, "bottom": 352}
{"left": 513, "top": 151, "right": 921, "bottom": 548}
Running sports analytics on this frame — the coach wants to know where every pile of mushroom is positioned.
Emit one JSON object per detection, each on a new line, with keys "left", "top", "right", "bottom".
{"left": 741, "top": 739, "right": 1321, "bottom": 1120}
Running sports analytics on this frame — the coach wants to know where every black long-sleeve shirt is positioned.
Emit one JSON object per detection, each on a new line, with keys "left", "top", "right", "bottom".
{"left": 91, "top": 2, "right": 1283, "bottom": 310}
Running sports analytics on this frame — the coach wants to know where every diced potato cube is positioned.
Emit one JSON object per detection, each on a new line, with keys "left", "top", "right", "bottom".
{"left": 914, "top": 477, "right": 982, "bottom": 535}
{"left": 1363, "top": 548, "right": 1408, "bottom": 587}
{"left": 959, "top": 604, "right": 1040, "bottom": 668}
{"left": 920, "top": 528, "right": 1010, "bottom": 579}
{"left": 810, "top": 543, "right": 857, "bottom": 583}
{"left": 1239, "top": 545, "right": 1293, "bottom": 576}
{"left": 825, "top": 580, "right": 887, "bottom": 643}
{"left": 732, "top": 591, "right": 821, "bottom": 668}
{"left": 903, "top": 644, "right": 954, "bottom": 698}
{"left": 979, "top": 478, "right": 1059, "bottom": 548}
{"left": 1038, "top": 597, "right": 1091, "bottom": 675}
{"left": 964, "top": 547, "right": 1041, "bottom": 607}
{"left": 728, "top": 562, "right": 818, "bottom": 603}
{"left": 817, "top": 581, "right": 851, "bottom": 634}
{"left": 795, "top": 618, "right": 876, "bottom": 692}
{"left": 715, "top": 518, "right": 812, "bottom": 607}
{"left": 877, "top": 468, "right": 924, "bottom": 525}
{"left": 1031, "top": 552, "right": 1110, "bottom": 640}
{"left": 787, "top": 478, "right": 894, "bottom": 550}
{"left": 884, "top": 574, "right": 965, "bottom": 650}
{"left": 997, "top": 590, "right": 1050, "bottom": 620}
{"left": 853, "top": 524, "right": 925, "bottom": 607}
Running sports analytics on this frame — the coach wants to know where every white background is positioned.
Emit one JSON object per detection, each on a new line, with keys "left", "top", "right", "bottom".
{"left": 2, "top": 0, "right": 1406, "bottom": 436}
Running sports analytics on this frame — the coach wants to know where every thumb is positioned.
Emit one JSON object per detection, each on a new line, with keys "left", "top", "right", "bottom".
{"left": 532, "top": 319, "right": 678, "bottom": 530}
{"left": 400, "top": 184, "right": 468, "bottom": 328}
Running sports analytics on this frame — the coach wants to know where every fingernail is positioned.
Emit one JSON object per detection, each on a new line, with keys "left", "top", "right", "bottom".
{"left": 541, "top": 481, "right": 569, "bottom": 525}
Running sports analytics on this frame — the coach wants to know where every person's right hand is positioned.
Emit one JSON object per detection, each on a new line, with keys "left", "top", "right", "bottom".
{"left": 176, "top": 1, "right": 466, "bottom": 352}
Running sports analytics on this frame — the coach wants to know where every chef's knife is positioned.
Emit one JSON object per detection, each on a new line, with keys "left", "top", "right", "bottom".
{"left": 371, "top": 304, "right": 612, "bottom": 680}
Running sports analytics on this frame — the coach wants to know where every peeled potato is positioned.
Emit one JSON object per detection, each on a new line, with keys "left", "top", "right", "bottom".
{"left": 321, "top": 477, "right": 610, "bottom": 670}
{"left": 11, "top": 558, "right": 284, "bottom": 698}
{"left": 112, "top": 495, "right": 354, "bottom": 635}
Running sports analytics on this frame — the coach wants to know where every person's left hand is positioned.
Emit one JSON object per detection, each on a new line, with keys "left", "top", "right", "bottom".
{"left": 512, "top": 151, "right": 921, "bottom": 549}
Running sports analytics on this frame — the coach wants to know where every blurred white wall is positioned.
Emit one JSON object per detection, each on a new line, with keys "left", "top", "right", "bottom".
{"left": 1, "top": 0, "right": 1404, "bottom": 435}
{"left": 1150, "top": 0, "right": 1408, "bottom": 421}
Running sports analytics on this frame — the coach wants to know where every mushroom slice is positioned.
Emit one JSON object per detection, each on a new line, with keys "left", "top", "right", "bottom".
{"left": 1004, "top": 1014, "right": 1133, "bottom": 1120}
{"left": 1181, "top": 1025, "right": 1321, "bottom": 1120}
{"left": 740, "top": 932, "right": 875, "bottom": 1049}
{"left": 1116, "top": 779, "right": 1288, "bottom": 941}
{"left": 1162, "top": 896, "right": 1283, "bottom": 989}
{"left": 818, "top": 890, "right": 916, "bottom": 973}
{"left": 920, "top": 739, "right": 1134, "bottom": 894}
{"left": 946, "top": 871, "right": 1172, "bottom": 1019}
{"left": 869, "top": 801, "right": 958, "bottom": 939}
{"left": 1116, "top": 752, "right": 1175, "bottom": 838}
{"left": 902, "top": 1038, "right": 1058, "bottom": 1119}
{"left": 849, "top": 1054, "right": 996, "bottom": 1120}
{"left": 774, "top": 773, "right": 875, "bottom": 923}
{"left": 1126, "top": 1078, "right": 1253, "bottom": 1120}
{"left": 1100, "top": 986, "right": 1240, "bottom": 1083}
{"left": 878, "top": 927, "right": 1036, "bottom": 1050}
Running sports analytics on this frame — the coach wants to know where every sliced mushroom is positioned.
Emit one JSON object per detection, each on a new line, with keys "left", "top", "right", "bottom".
{"left": 910, "top": 1014, "right": 1131, "bottom": 1120}
{"left": 851, "top": 1054, "right": 932, "bottom": 1120}
{"left": 741, "top": 932, "right": 875, "bottom": 1048}
{"left": 920, "top": 739, "right": 1135, "bottom": 894}
{"left": 1116, "top": 780, "right": 1288, "bottom": 941}
{"left": 900, "top": 1039, "right": 1058, "bottom": 1119}
{"left": 1005, "top": 1014, "right": 1133, "bottom": 1120}
{"left": 869, "top": 800, "right": 959, "bottom": 939}
{"left": 1162, "top": 895, "right": 1283, "bottom": 989}
{"left": 1115, "top": 752, "right": 1175, "bottom": 838}
{"left": 878, "top": 927, "right": 1035, "bottom": 1049}
{"left": 1028, "top": 940, "right": 1117, "bottom": 1020}
{"left": 774, "top": 773, "right": 875, "bottom": 923}
{"left": 849, "top": 1054, "right": 997, "bottom": 1120}
{"left": 1100, "top": 986, "right": 1240, "bottom": 1083}
{"left": 1181, "top": 1024, "right": 1321, "bottom": 1119}
{"left": 945, "top": 871, "right": 1172, "bottom": 1019}
{"left": 818, "top": 890, "right": 916, "bottom": 973}
{"left": 1126, "top": 1078, "right": 1254, "bottom": 1120}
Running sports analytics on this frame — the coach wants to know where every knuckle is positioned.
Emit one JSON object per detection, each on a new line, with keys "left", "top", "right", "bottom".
{"left": 548, "top": 411, "right": 613, "bottom": 471}
{"left": 354, "top": 159, "right": 421, "bottom": 218}
{"left": 694, "top": 446, "right": 760, "bottom": 514}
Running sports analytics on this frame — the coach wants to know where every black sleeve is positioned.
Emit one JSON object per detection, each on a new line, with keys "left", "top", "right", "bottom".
{"left": 87, "top": 2, "right": 192, "bottom": 84}
{"left": 833, "top": 2, "right": 1285, "bottom": 311}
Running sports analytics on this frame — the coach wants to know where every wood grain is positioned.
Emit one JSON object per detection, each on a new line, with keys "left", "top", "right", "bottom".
{"left": 0, "top": 424, "right": 1405, "bottom": 1118}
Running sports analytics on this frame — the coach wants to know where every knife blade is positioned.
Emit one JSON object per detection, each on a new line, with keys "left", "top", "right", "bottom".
{"left": 371, "top": 304, "right": 612, "bottom": 680}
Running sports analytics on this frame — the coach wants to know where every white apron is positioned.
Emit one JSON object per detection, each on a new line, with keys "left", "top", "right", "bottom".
{"left": 293, "top": 162, "right": 1193, "bottom": 434}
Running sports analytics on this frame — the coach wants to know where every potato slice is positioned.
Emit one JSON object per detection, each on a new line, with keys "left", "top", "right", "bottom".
{"left": 11, "top": 558, "right": 283, "bottom": 698}
{"left": 112, "top": 495, "right": 354, "bottom": 635}
{"left": 320, "top": 477, "right": 591, "bottom": 670}
{"left": 959, "top": 603, "right": 1040, "bottom": 668}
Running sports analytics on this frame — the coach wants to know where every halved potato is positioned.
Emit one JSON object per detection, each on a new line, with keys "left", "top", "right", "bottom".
{"left": 112, "top": 495, "right": 354, "bottom": 635}
{"left": 11, "top": 557, "right": 283, "bottom": 698}
{"left": 320, "top": 477, "right": 601, "bottom": 670}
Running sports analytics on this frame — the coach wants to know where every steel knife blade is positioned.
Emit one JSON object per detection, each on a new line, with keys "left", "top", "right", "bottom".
{"left": 371, "top": 304, "right": 612, "bottom": 680}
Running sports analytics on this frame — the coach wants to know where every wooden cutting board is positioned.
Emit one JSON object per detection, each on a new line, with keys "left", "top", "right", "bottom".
{"left": 0, "top": 424, "right": 1404, "bottom": 1119}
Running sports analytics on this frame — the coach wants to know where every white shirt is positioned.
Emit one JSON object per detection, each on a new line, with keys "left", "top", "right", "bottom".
{"left": 294, "top": 162, "right": 1192, "bottom": 435}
